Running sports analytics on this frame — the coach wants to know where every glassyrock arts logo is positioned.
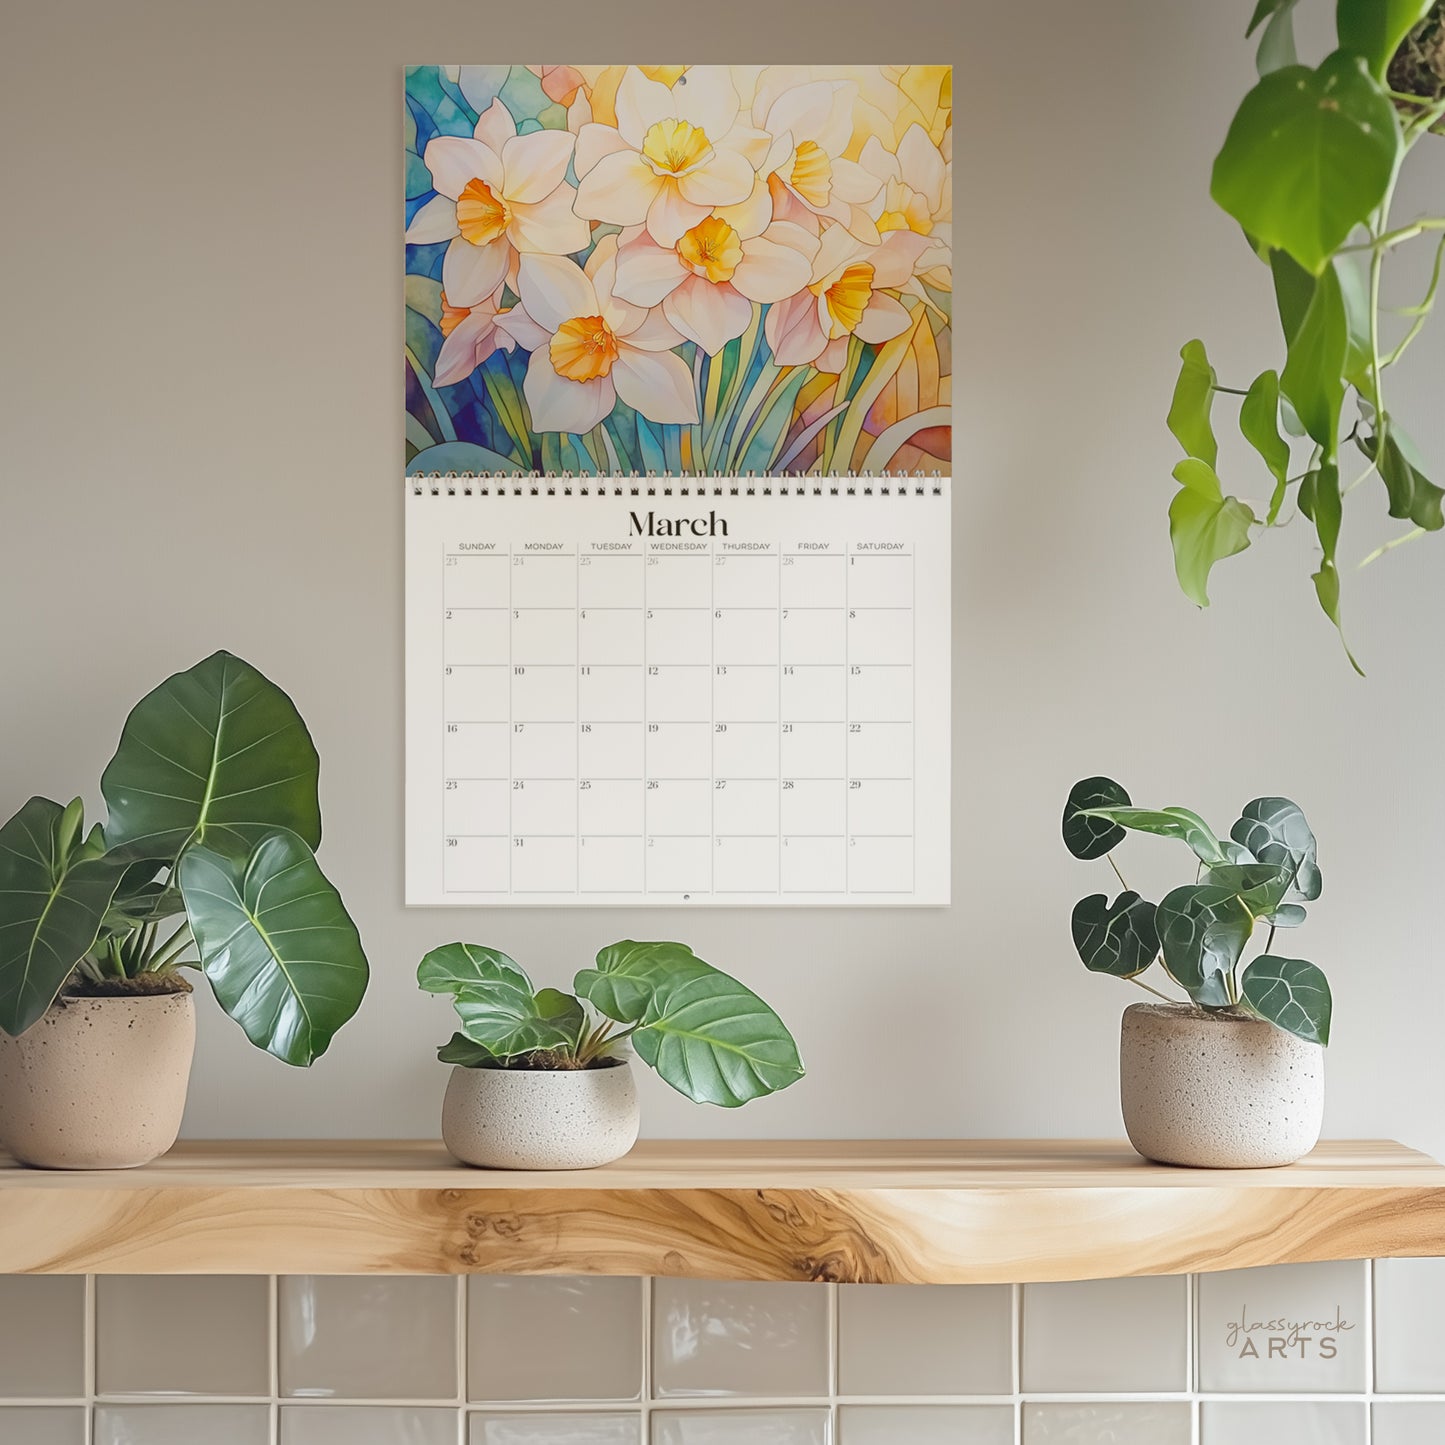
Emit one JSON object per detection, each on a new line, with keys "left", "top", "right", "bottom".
{"left": 1224, "top": 1303, "right": 1356, "bottom": 1361}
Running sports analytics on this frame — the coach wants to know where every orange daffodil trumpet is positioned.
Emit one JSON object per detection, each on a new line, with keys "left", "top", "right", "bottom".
{"left": 406, "top": 99, "right": 590, "bottom": 308}
{"left": 498, "top": 236, "right": 699, "bottom": 434}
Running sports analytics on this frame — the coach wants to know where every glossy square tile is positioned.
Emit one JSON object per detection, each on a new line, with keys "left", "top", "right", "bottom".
{"left": 94, "top": 1404, "right": 271, "bottom": 1445}
{"left": 470, "top": 1414, "right": 643, "bottom": 1445}
{"left": 281, "top": 1405, "right": 459, "bottom": 1445}
{"left": 651, "top": 1281, "right": 829, "bottom": 1398}
{"left": 95, "top": 1275, "right": 270, "bottom": 1396}
{"left": 837, "top": 1284, "right": 1012, "bottom": 1395}
{"left": 1023, "top": 1403, "right": 1191, "bottom": 1444}
{"left": 1197, "top": 1260, "right": 1367, "bottom": 1392}
{"left": 651, "top": 1409, "right": 829, "bottom": 1445}
{"left": 1375, "top": 1257, "right": 1445, "bottom": 1391}
{"left": 1021, "top": 1275, "right": 1187, "bottom": 1393}
{"left": 0, "top": 1276, "right": 85, "bottom": 1398}
{"left": 280, "top": 1275, "right": 457, "bottom": 1400}
{"left": 1200, "top": 1401, "right": 1366, "bottom": 1445}
{"left": 0, "top": 1408, "right": 85, "bottom": 1444}
{"left": 840, "top": 1404, "right": 1014, "bottom": 1445}
{"left": 469, "top": 1275, "right": 642, "bottom": 1402}
{"left": 1373, "top": 1402, "right": 1445, "bottom": 1445}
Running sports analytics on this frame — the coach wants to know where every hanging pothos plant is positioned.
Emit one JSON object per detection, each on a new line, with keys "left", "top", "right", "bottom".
{"left": 1167, "top": 0, "right": 1445, "bottom": 670}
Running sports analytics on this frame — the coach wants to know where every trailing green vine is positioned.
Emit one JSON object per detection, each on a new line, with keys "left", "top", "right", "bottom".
{"left": 1167, "top": 1, "right": 1445, "bottom": 671}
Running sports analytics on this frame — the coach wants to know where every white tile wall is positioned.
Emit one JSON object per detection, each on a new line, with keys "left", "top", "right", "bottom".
{"left": 1, "top": 1261, "right": 1441, "bottom": 1444}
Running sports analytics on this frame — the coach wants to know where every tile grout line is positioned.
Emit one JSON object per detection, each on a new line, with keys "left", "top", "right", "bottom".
{"left": 828, "top": 1280, "right": 839, "bottom": 1442}
{"left": 1364, "top": 1258, "right": 1376, "bottom": 1445}
{"left": 269, "top": 1274, "right": 280, "bottom": 1445}
{"left": 642, "top": 1274, "right": 654, "bottom": 1441}
{"left": 1188, "top": 1271, "right": 1201, "bottom": 1445}
{"left": 83, "top": 1273, "right": 95, "bottom": 1445}
{"left": 457, "top": 1274, "right": 469, "bottom": 1445}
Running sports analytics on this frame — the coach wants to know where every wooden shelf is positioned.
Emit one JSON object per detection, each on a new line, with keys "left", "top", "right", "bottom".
{"left": 2, "top": 1140, "right": 1443, "bottom": 1283}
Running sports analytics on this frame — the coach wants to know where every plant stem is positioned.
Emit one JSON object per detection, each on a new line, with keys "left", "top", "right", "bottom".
{"left": 1212, "top": 384, "right": 1251, "bottom": 397}
{"left": 1359, "top": 526, "right": 1427, "bottom": 567}
{"left": 1265, "top": 923, "right": 1276, "bottom": 955}
{"left": 1105, "top": 852, "right": 1130, "bottom": 892}
{"left": 145, "top": 923, "right": 194, "bottom": 973}
{"left": 1127, "top": 972, "right": 1176, "bottom": 1004}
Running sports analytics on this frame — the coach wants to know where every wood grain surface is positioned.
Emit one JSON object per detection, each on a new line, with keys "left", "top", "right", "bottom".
{"left": 1, "top": 1140, "right": 1442, "bottom": 1282}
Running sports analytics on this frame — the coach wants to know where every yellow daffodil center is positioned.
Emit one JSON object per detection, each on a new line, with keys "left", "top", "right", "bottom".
{"left": 456, "top": 178, "right": 511, "bottom": 246}
{"left": 642, "top": 118, "right": 711, "bottom": 175}
{"left": 819, "top": 262, "right": 874, "bottom": 335}
{"left": 676, "top": 217, "right": 743, "bottom": 283}
{"left": 551, "top": 315, "right": 618, "bottom": 382}
{"left": 789, "top": 140, "right": 833, "bottom": 208}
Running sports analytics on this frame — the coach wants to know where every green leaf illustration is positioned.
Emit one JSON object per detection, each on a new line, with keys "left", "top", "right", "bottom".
{"left": 1231, "top": 797, "right": 1322, "bottom": 900}
{"left": 1240, "top": 954, "right": 1333, "bottom": 1044}
{"left": 1071, "top": 892, "right": 1160, "bottom": 978}
{"left": 1061, "top": 777, "right": 1131, "bottom": 861}
{"left": 1169, "top": 459, "right": 1256, "bottom": 607}
{"left": 1156, "top": 884, "right": 1254, "bottom": 1007}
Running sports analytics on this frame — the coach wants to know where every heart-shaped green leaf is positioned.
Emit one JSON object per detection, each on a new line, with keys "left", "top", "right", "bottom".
{"left": 1167, "top": 340, "right": 1219, "bottom": 466}
{"left": 0, "top": 798, "right": 133, "bottom": 1035}
{"left": 1337, "top": 0, "right": 1434, "bottom": 81}
{"left": 102, "top": 651, "right": 321, "bottom": 863}
{"left": 1204, "top": 862, "right": 1298, "bottom": 917}
{"left": 1157, "top": 884, "right": 1253, "bottom": 1007}
{"left": 1281, "top": 261, "right": 1348, "bottom": 449}
{"left": 437, "top": 1031, "right": 494, "bottom": 1066}
{"left": 1212, "top": 52, "right": 1401, "bottom": 275}
{"left": 1062, "top": 777, "right": 1131, "bottom": 860}
{"left": 1240, "top": 954, "right": 1333, "bottom": 1044}
{"left": 1249, "top": 0, "right": 1301, "bottom": 74}
{"left": 576, "top": 940, "right": 804, "bottom": 1107}
{"left": 1071, "top": 892, "right": 1159, "bottom": 977}
{"left": 178, "top": 828, "right": 369, "bottom": 1066}
{"left": 1075, "top": 804, "right": 1230, "bottom": 867}
{"left": 1231, "top": 797, "right": 1322, "bottom": 900}
{"left": 417, "top": 942, "right": 529, "bottom": 998}
{"left": 1169, "top": 459, "right": 1256, "bottom": 607}
{"left": 452, "top": 980, "right": 587, "bottom": 1060}
{"left": 1368, "top": 423, "right": 1445, "bottom": 531}
{"left": 1240, "top": 370, "right": 1293, "bottom": 523}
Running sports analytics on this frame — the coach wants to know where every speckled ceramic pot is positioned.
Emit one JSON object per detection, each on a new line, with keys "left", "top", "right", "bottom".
{"left": 441, "top": 1058, "right": 640, "bottom": 1170}
{"left": 1120, "top": 1002, "right": 1324, "bottom": 1169}
{"left": 0, "top": 992, "right": 196, "bottom": 1170}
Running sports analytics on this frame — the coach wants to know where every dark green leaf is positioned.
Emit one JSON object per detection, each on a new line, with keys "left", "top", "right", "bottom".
{"left": 1281, "top": 264, "right": 1348, "bottom": 449}
{"left": 178, "top": 828, "right": 369, "bottom": 1066}
{"left": 102, "top": 651, "right": 321, "bottom": 862}
{"left": 1156, "top": 885, "right": 1254, "bottom": 1008}
{"left": 1203, "top": 862, "right": 1297, "bottom": 916}
{"left": 1240, "top": 370, "right": 1293, "bottom": 523}
{"left": 1372, "top": 424, "right": 1445, "bottom": 531}
{"left": 1167, "top": 340, "right": 1219, "bottom": 466}
{"left": 417, "top": 942, "right": 529, "bottom": 998}
{"left": 1076, "top": 804, "right": 1230, "bottom": 866}
{"left": 1240, "top": 954, "right": 1333, "bottom": 1044}
{"left": 437, "top": 1031, "right": 494, "bottom": 1066}
{"left": 1071, "top": 892, "right": 1159, "bottom": 978}
{"left": 1169, "top": 459, "right": 1256, "bottom": 607}
{"left": 576, "top": 940, "right": 804, "bottom": 1107}
{"left": 0, "top": 798, "right": 132, "bottom": 1036}
{"left": 1337, "top": 0, "right": 1434, "bottom": 81}
{"left": 1062, "top": 777, "right": 1131, "bottom": 861}
{"left": 1230, "top": 797, "right": 1322, "bottom": 900}
{"left": 452, "top": 980, "right": 586, "bottom": 1060}
{"left": 1211, "top": 53, "right": 1401, "bottom": 275}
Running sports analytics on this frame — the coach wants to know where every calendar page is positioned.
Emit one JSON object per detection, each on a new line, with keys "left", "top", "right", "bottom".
{"left": 405, "top": 478, "right": 950, "bottom": 906}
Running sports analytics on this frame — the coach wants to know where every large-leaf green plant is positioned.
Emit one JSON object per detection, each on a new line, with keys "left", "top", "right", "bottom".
{"left": 0, "top": 651, "right": 370, "bottom": 1064}
{"left": 1063, "top": 777, "right": 1332, "bottom": 1046}
{"left": 1167, "top": 0, "right": 1445, "bottom": 669}
{"left": 418, "top": 939, "right": 804, "bottom": 1108}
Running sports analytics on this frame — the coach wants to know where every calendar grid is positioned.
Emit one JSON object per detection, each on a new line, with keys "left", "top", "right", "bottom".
{"left": 415, "top": 486, "right": 949, "bottom": 906}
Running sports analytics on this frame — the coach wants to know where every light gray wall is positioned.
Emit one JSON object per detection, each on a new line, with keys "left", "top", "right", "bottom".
{"left": 3, "top": 1, "right": 1442, "bottom": 1151}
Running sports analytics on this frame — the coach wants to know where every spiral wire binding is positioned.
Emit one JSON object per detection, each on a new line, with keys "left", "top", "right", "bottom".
{"left": 407, "top": 469, "right": 945, "bottom": 497}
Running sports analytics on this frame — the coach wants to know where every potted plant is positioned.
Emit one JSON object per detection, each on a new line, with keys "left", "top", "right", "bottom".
{"left": 1063, "top": 776, "right": 1331, "bottom": 1168}
{"left": 1163, "top": 2, "right": 1445, "bottom": 669}
{"left": 0, "top": 651, "right": 370, "bottom": 1170}
{"left": 418, "top": 939, "right": 804, "bottom": 1169}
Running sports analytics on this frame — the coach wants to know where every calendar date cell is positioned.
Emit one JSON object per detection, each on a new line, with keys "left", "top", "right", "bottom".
{"left": 646, "top": 664, "right": 711, "bottom": 721}
{"left": 646, "top": 778, "right": 712, "bottom": 836}
{"left": 848, "top": 663, "right": 914, "bottom": 723}
{"left": 511, "top": 608, "right": 577, "bottom": 665}
{"left": 579, "top": 665, "right": 643, "bottom": 721}
{"left": 781, "top": 553, "right": 846, "bottom": 608}
{"left": 848, "top": 720, "right": 913, "bottom": 780}
{"left": 444, "top": 721, "right": 508, "bottom": 778}
{"left": 781, "top": 778, "right": 847, "bottom": 836}
{"left": 444, "top": 554, "right": 509, "bottom": 609}
{"left": 847, "top": 777, "right": 913, "bottom": 836}
{"left": 713, "top": 664, "right": 778, "bottom": 723}
{"left": 579, "top": 835, "right": 644, "bottom": 894}
{"left": 509, "top": 777, "right": 577, "bottom": 837}
{"left": 510, "top": 664, "right": 577, "bottom": 723}
{"left": 712, "top": 777, "right": 778, "bottom": 836}
{"left": 847, "top": 607, "right": 913, "bottom": 665}
{"left": 645, "top": 607, "right": 711, "bottom": 664}
{"left": 578, "top": 552, "right": 644, "bottom": 608}
{"left": 510, "top": 553, "right": 577, "bottom": 608}
{"left": 511, "top": 834, "right": 577, "bottom": 894}
{"left": 444, "top": 609, "right": 508, "bottom": 665}
{"left": 781, "top": 607, "right": 846, "bottom": 665}
{"left": 646, "top": 720, "right": 711, "bottom": 778}
{"left": 849, "top": 834, "right": 914, "bottom": 894}
{"left": 713, "top": 608, "right": 779, "bottom": 667}
{"left": 444, "top": 777, "right": 508, "bottom": 835}
{"left": 579, "top": 722, "right": 644, "bottom": 780}
{"left": 578, "top": 607, "right": 644, "bottom": 665}
{"left": 847, "top": 553, "right": 913, "bottom": 608}
{"left": 444, "top": 664, "right": 509, "bottom": 723}
{"left": 645, "top": 553, "right": 711, "bottom": 607}
{"left": 781, "top": 834, "right": 847, "bottom": 894}
{"left": 714, "top": 835, "right": 779, "bottom": 893}
{"left": 443, "top": 835, "right": 508, "bottom": 894}
{"left": 510, "top": 721, "right": 577, "bottom": 777}
{"left": 712, "top": 553, "right": 779, "bottom": 608}
{"left": 645, "top": 833, "right": 711, "bottom": 894}
{"left": 578, "top": 778, "right": 644, "bottom": 836}
{"left": 780, "top": 721, "right": 846, "bottom": 779}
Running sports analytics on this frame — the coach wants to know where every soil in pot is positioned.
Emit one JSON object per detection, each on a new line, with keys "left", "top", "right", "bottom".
{"left": 0, "top": 980, "right": 197, "bottom": 1170}
{"left": 1120, "top": 1002, "right": 1324, "bottom": 1169}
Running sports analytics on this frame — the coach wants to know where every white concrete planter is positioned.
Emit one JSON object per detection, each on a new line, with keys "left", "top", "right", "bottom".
{"left": 0, "top": 991, "right": 196, "bottom": 1170}
{"left": 1120, "top": 1003, "right": 1324, "bottom": 1169}
{"left": 441, "top": 1058, "right": 640, "bottom": 1170}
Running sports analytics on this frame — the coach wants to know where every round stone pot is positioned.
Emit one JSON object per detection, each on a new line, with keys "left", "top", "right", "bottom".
{"left": 441, "top": 1058, "right": 640, "bottom": 1170}
{"left": 0, "top": 991, "right": 196, "bottom": 1170}
{"left": 1120, "top": 1003, "right": 1324, "bottom": 1168}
